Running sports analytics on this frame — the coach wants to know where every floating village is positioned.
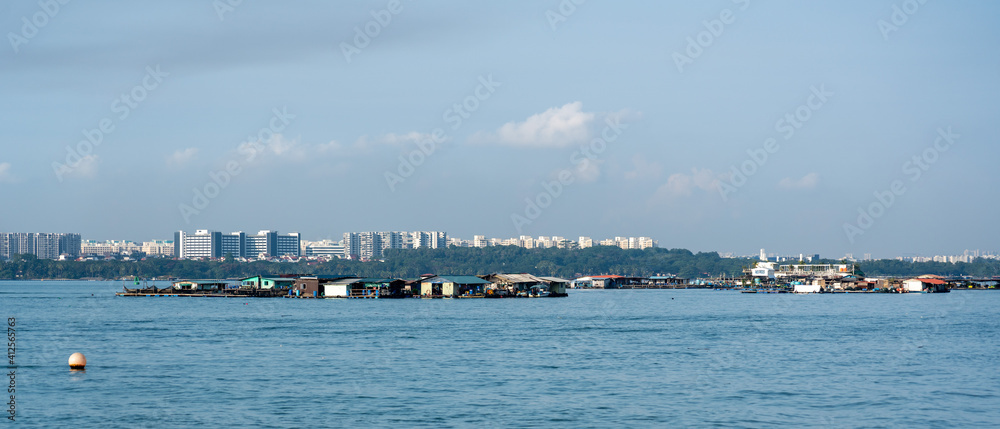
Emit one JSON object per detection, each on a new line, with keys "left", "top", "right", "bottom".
{"left": 118, "top": 273, "right": 573, "bottom": 299}
{"left": 733, "top": 261, "right": 958, "bottom": 293}
{"left": 114, "top": 261, "right": 997, "bottom": 298}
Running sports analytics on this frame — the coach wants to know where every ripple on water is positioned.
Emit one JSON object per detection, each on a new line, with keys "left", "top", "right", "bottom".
{"left": 4, "top": 282, "right": 1000, "bottom": 427}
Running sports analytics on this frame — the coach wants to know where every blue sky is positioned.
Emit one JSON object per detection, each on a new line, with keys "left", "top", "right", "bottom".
{"left": 1, "top": 0, "right": 997, "bottom": 258}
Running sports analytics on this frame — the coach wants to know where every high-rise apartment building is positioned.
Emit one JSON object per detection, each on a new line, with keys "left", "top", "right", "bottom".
{"left": 343, "top": 231, "right": 447, "bottom": 260}
{"left": 0, "top": 232, "right": 81, "bottom": 260}
{"left": 175, "top": 229, "right": 300, "bottom": 259}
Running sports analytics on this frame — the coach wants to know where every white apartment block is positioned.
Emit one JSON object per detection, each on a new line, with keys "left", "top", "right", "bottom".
{"left": 175, "top": 229, "right": 300, "bottom": 259}
{"left": 302, "top": 240, "right": 346, "bottom": 258}
{"left": 142, "top": 240, "right": 174, "bottom": 256}
{"left": 81, "top": 240, "right": 142, "bottom": 256}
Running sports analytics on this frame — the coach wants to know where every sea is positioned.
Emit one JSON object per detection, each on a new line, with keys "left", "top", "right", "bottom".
{"left": 1, "top": 280, "right": 998, "bottom": 428}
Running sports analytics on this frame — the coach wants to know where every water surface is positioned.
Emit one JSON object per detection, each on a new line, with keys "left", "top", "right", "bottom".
{"left": 2, "top": 281, "right": 998, "bottom": 427}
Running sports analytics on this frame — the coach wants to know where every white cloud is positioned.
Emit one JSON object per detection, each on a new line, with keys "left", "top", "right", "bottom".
{"left": 66, "top": 155, "right": 99, "bottom": 179}
{"left": 266, "top": 134, "right": 301, "bottom": 157}
{"left": 376, "top": 132, "right": 432, "bottom": 146}
{"left": 167, "top": 148, "right": 199, "bottom": 167}
{"left": 574, "top": 159, "right": 603, "bottom": 183}
{"left": 237, "top": 134, "right": 308, "bottom": 162}
{"left": 361, "top": 132, "right": 441, "bottom": 149}
{"left": 624, "top": 155, "right": 662, "bottom": 180}
{"left": 651, "top": 168, "right": 726, "bottom": 200}
{"left": 316, "top": 140, "right": 344, "bottom": 153}
{"left": 778, "top": 172, "right": 819, "bottom": 190}
{"left": 476, "top": 101, "right": 595, "bottom": 147}
{"left": 0, "top": 163, "right": 13, "bottom": 183}
{"left": 318, "top": 132, "right": 446, "bottom": 157}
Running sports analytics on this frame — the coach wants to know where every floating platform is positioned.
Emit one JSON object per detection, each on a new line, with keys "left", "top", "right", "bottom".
{"left": 116, "top": 288, "right": 287, "bottom": 298}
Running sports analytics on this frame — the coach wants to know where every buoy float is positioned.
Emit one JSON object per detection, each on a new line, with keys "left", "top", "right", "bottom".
{"left": 68, "top": 353, "right": 87, "bottom": 370}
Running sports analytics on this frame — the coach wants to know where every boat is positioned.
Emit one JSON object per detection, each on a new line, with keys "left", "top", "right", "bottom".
{"left": 528, "top": 285, "right": 551, "bottom": 297}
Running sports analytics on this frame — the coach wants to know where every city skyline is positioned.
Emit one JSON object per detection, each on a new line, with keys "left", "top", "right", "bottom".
{"left": 2, "top": 1, "right": 998, "bottom": 259}
{"left": 4, "top": 228, "right": 997, "bottom": 263}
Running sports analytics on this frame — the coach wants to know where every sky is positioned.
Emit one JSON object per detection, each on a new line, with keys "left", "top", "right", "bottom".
{"left": 1, "top": 0, "right": 998, "bottom": 259}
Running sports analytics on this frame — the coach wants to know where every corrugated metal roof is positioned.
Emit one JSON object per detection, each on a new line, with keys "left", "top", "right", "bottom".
{"left": 327, "top": 277, "right": 363, "bottom": 285}
{"left": 359, "top": 278, "right": 402, "bottom": 283}
{"left": 489, "top": 273, "right": 544, "bottom": 283}
{"left": 423, "top": 275, "right": 490, "bottom": 284}
{"left": 539, "top": 276, "right": 570, "bottom": 283}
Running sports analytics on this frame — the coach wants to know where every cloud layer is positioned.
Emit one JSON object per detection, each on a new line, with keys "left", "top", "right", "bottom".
{"left": 167, "top": 148, "right": 200, "bottom": 167}
{"left": 778, "top": 172, "right": 820, "bottom": 190}
{"left": 660, "top": 168, "right": 726, "bottom": 198}
{"left": 0, "top": 162, "right": 14, "bottom": 183}
{"left": 477, "top": 102, "right": 596, "bottom": 147}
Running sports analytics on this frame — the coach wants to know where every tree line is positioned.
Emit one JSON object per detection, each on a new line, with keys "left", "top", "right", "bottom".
{"left": 0, "top": 247, "right": 997, "bottom": 280}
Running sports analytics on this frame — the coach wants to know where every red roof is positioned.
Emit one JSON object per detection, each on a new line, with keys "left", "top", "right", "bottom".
{"left": 911, "top": 278, "right": 946, "bottom": 285}
{"left": 591, "top": 275, "right": 623, "bottom": 279}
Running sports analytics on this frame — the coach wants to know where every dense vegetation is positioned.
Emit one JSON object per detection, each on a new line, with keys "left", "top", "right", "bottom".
{"left": 1, "top": 247, "right": 997, "bottom": 280}
{"left": 856, "top": 258, "right": 1000, "bottom": 278}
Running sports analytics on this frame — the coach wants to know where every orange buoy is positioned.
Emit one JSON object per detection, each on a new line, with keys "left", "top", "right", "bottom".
{"left": 68, "top": 353, "right": 87, "bottom": 370}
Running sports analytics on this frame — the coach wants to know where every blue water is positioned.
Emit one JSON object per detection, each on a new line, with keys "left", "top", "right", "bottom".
{"left": 2, "top": 281, "right": 999, "bottom": 427}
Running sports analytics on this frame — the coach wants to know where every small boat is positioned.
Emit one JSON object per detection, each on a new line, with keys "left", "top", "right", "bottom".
{"left": 529, "top": 285, "right": 551, "bottom": 297}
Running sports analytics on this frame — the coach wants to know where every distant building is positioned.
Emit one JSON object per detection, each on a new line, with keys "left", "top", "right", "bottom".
{"left": 175, "top": 229, "right": 300, "bottom": 259}
{"left": 81, "top": 240, "right": 142, "bottom": 257}
{"left": 572, "top": 275, "right": 625, "bottom": 289}
{"left": 142, "top": 240, "right": 174, "bottom": 256}
{"left": 448, "top": 237, "right": 470, "bottom": 247}
{"left": 592, "top": 236, "right": 657, "bottom": 250}
{"left": 0, "top": 232, "right": 80, "bottom": 260}
{"left": 750, "top": 262, "right": 777, "bottom": 279}
{"left": 343, "top": 231, "right": 447, "bottom": 260}
{"left": 59, "top": 233, "right": 82, "bottom": 258}
{"left": 903, "top": 276, "right": 950, "bottom": 293}
{"left": 411, "top": 231, "right": 447, "bottom": 249}
{"left": 303, "top": 240, "right": 345, "bottom": 258}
